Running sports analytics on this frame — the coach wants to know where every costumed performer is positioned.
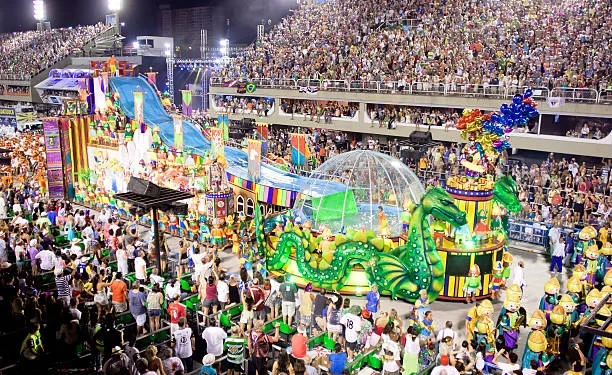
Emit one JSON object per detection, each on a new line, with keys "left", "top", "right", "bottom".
{"left": 464, "top": 264, "right": 483, "bottom": 304}
{"left": 539, "top": 277, "right": 560, "bottom": 319}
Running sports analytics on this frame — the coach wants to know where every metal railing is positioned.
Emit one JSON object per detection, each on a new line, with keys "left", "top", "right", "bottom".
{"left": 211, "top": 77, "right": 610, "bottom": 104}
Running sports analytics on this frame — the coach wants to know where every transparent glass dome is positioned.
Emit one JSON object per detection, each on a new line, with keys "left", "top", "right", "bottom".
{"left": 293, "top": 150, "right": 425, "bottom": 236}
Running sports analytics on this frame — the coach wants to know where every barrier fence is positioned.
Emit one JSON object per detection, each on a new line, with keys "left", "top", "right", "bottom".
{"left": 211, "top": 77, "right": 611, "bottom": 104}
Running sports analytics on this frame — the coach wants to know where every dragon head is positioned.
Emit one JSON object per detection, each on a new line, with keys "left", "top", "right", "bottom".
{"left": 422, "top": 187, "right": 467, "bottom": 228}
{"left": 493, "top": 175, "right": 521, "bottom": 213}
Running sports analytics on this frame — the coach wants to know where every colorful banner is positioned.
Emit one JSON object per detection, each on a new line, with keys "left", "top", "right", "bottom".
{"left": 290, "top": 133, "right": 310, "bottom": 166}
{"left": 247, "top": 139, "right": 262, "bottom": 181}
{"left": 69, "top": 116, "right": 90, "bottom": 183}
{"left": 217, "top": 114, "right": 229, "bottom": 141}
{"left": 181, "top": 90, "right": 193, "bottom": 116}
{"left": 173, "top": 114, "right": 184, "bottom": 152}
{"left": 59, "top": 118, "right": 74, "bottom": 199}
{"left": 255, "top": 122, "right": 268, "bottom": 140}
{"left": 0, "top": 107, "right": 16, "bottom": 128}
{"left": 101, "top": 72, "right": 109, "bottom": 94}
{"left": 298, "top": 86, "right": 318, "bottom": 95}
{"left": 146, "top": 72, "right": 157, "bottom": 86}
{"left": 43, "top": 118, "right": 65, "bottom": 200}
{"left": 133, "top": 90, "right": 144, "bottom": 125}
{"left": 210, "top": 127, "right": 224, "bottom": 159}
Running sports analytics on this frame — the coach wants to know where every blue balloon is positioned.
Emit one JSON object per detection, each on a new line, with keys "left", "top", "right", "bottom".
{"left": 512, "top": 94, "right": 523, "bottom": 105}
{"left": 500, "top": 104, "right": 510, "bottom": 114}
{"left": 527, "top": 109, "right": 538, "bottom": 119}
{"left": 524, "top": 88, "right": 533, "bottom": 98}
{"left": 519, "top": 118, "right": 528, "bottom": 126}
{"left": 491, "top": 113, "right": 501, "bottom": 122}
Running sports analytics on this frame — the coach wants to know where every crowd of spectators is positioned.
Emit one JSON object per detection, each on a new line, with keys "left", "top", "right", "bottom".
{"left": 417, "top": 144, "right": 611, "bottom": 230}
{"left": 0, "top": 24, "right": 109, "bottom": 80}
{"left": 0, "top": 85, "right": 31, "bottom": 97}
{"left": 564, "top": 120, "right": 611, "bottom": 139}
{"left": 213, "top": 96, "right": 274, "bottom": 116}
{"left": 367, "top": 105, "right": 458, "bottom": 129}
{"left": 280, "top": 99, "right": 358, "bottom": 122}
{"left": 217, "top": 0, "right": 610, "bottom": 92}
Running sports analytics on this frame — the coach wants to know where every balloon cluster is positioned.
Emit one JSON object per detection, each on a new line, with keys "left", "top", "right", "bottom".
{"left": 457, "top": 88, "right": 539, "bottom": 158}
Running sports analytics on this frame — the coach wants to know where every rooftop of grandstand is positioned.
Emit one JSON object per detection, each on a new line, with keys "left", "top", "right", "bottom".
{"left": 213, "top": 0, "right": 611, "bottom": 101}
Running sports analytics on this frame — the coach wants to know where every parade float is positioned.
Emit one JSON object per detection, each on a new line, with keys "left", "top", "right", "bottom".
{"left": 258, "top": 90, "right": 538, "bottom": 303}
{"left": 52, "top": 73, "right": 347, "bottom": 247}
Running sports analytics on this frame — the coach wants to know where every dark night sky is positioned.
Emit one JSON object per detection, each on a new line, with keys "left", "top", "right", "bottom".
{"left": 0, "top": 0, "right": 295, "bottom": 44}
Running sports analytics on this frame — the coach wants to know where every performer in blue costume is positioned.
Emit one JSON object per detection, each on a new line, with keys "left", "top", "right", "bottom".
{"left": 496, "top": 295, "right": 523, "bottom": 352}
{"left": 539, "top": 277, "right": 560, "bottom": 319}
{"left": 522, "top": 310, "right": 548, "bottom": 368}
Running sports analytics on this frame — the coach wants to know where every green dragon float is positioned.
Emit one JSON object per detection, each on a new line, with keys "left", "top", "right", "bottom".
{"left": 257, "top": 176, "right": 520, "bottom": 303}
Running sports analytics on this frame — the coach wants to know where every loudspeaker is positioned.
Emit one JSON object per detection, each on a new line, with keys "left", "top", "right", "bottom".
{"left": 127, "top": 177, "right": 161, "bottom": 198}
{"left": 409, "top": 131, "right": 433, "bottom": 144}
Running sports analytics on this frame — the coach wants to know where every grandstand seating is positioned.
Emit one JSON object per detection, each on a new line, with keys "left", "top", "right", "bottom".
{"left": 217, "top": 0, "right": 610, "bottom": 93}
{"left": 0, "top": 23, "right": 111, "bottom": 80}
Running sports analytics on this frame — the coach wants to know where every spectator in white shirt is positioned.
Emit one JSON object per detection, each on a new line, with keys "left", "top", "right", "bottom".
{"left": 512, "top": 261, "right": 526, "bottom": 291}
{"left": 550, "top": 236, "right": 566, "bottom": 274}
{"left": 216, "top": 273, "right": 230, "bottom": 309}
{"left": 436, "top": 321, "right": 457, "bottom": 344}
{"left": 548, "top": 224, "right": 560, "bottom": 253}
{"left": 35, "top": 247, "right": 56, "bottom": 272}
{"left": 135, "top": 250, "right": 147, "bottom": 284}
{"left": 201, "top": 325, "right": 227, "bottom": 357}
{"left": 165, "top": 279, "right": 181, "bottom": 302}
{"left": 69, "top": 239, "right": 83, "bottom": 258}
{"left": 492, "top": 349, "right": 520, "bottom": 375}
{"left": 150, "top": 268, "right": 164, "bottom": 287}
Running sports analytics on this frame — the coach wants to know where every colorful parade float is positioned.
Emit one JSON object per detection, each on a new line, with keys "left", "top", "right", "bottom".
{"left": 258, "top": 91, "right": 538, "bottom": 302}
{"left": 47, "top": 59, "right": 538, "bottom": 304}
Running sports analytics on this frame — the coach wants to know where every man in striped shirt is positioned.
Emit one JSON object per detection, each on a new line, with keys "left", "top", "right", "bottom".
{"left": 224, "top": 325, "right": 247, "bottom": 375}
{"left": 55, "top": 268, "right": 74, "bottom": 307}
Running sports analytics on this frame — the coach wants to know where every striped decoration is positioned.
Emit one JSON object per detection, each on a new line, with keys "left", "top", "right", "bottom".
{"left": 438, "top": 242, "right": 504, "bottom": 301}
{"left": 69, "top": 116, "right": 90, "bottom": 183}
{"left": 226, "top": 173, "right": 297, "bottom": 208}
{"left": 256, "top": 185, "right": 297, "bottom": 207}
{"left": 447, "top": 195, "right": 493, "bottom": 233}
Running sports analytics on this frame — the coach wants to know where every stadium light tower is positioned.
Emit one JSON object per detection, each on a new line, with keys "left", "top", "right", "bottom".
{"left": 33, "top": 1, "right": 50, "bottom": 31}
{"left": 108, "top": 0, "right": 121, "bottom": 35}
{"left": 220, "top": 38, "right": 229, "bottom": 63}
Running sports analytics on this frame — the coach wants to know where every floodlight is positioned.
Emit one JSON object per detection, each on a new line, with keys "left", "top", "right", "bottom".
{"left": 33, "top": 1, "right": 45, "bottom": 21}
{"left": 108, "top": 0, "right": 121, "bottom": 12}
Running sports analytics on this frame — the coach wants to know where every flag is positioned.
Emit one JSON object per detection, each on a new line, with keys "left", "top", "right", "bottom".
{"left": 290, "top": 133, "right": 311, "bottom": 166}
{"left": 217, "top": 115, "right": 229, "bottom": 141}
{"left": 255, "top": 122, "right": 268, "bottom": 140}
{"left": 247, "top": 139, "right": 262, "bottom": 180}
{"left": 173, "top": 114, "right": 184, "bottom": 152}
{"left": 246, "top": 82, "right": 257, "bottom": 93}
{"left": 146, "top": 72, "right": 157, "bottom": 86}
{"left": 298, "top": 86, "right": 318, "bottom": 95}
{"left": 181, "top": 90, "right": 193, "bottom": 116}
{"left": 236, "top": 82, "right": 247, "bottom": 94}
{"left": 210, "top": 127, "right": 224, "bottom": 158}
{"left": 133, "top": 91, "right": 144, "bottom": 125}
